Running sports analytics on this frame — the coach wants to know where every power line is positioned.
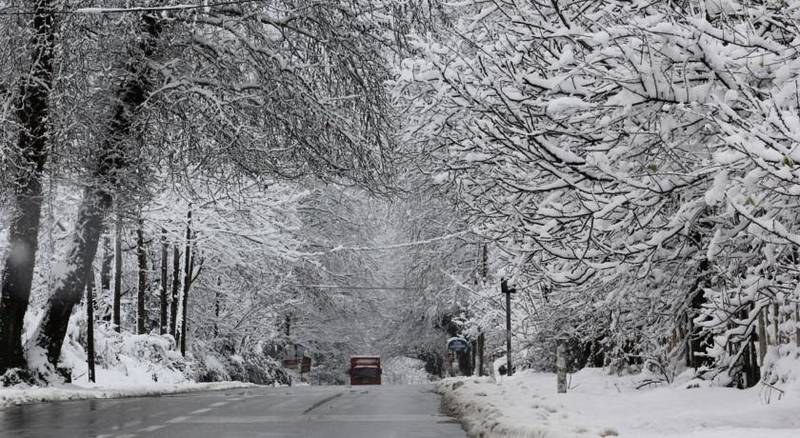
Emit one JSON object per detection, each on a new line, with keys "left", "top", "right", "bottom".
{"left": 0, "top": 0, "right": 268, "bottom": 16}
{"left": 302, "top": 230, "right": 471, "bottom": 256}
{"left": 290, "top": 284, "right": 416, "bottom": 291}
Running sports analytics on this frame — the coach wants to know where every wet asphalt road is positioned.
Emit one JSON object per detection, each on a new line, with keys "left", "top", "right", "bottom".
{"left": 0, "top": 384, "right": 466, "bottom": 438}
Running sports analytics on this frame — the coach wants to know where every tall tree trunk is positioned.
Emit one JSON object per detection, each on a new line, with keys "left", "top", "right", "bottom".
{"left": 773, "top": 302, "right": 780, "bottom": 345}
{"left": 30, "top": 14, "right": 162, "bottom": 369}
{"left": 477, "top": 332, "right": 485, "bottom": 376}
{"left": 796, "top": 302, "right": 800, "bottom": 348}
{"left": 100, "top": 234, "right": 113, "bottom": 322}
{"left": 758, "top": 309, "right": 768, "bottom": 366}
{"left": 180, "top": 209, "right": 193, "bottom": 356}
{"left": 136, "top": 220, "right": 147, "bottom": 335}
{"left": 113, "top": 216, "right": 122, "bottom": 332}
{"left": 174, "top": 317, "right": 181, "bottom": 350}
{"left": 556, "top": 342, "right": 567, "bottom": 393}
{"left": 160, "top": 228, "right": 168, "bottom": 335}
{"left": 32, "top": 192, "right": 109, "bottom": 366}
{"left": 0, "top": 0, "right": 56, "bottom": 374}
{"left": 86, "top": 271, "right": 96, "bottom": 384}
{"left": 213, "top": 277, "right": 221, "bottom": 337}
{"left": 170, "top": 245, "right": 180, "bottom": 339}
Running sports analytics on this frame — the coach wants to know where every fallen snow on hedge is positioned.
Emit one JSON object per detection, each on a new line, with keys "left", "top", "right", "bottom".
{"left": 1, "top": 311, "right": 286, "bottom": 407}
{"left": 0, "top": 380, "right": 256, "bottom": 407}
{"left": 383, "top": 356, "right": 433, "bottom": 385}
{"left": 438, "top": 368, "right": 800, "bottom": 438}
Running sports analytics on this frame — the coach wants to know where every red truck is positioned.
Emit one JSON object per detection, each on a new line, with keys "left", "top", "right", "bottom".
{"left": 349, "top": 356, "right": 382, "bottom": 385}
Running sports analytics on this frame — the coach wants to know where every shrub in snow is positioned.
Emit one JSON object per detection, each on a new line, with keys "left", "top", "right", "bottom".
{"left": 196, "top": 353, "right": 230, "bottom": 382}
{"left": 53, "top": 315, "right": 189, "bottom": 386}
{"left": 1, "top": 368, "right": 38, "bottom": 388}
{"left": 761, "top": 344, "right": 800, "bottom": 391}
{"left": 12, "top": 303, "right": 294, "bottom": 388}
{"left": 190, "top": 343, "right": 289, "bottom": 385}
{"left": 383, "top": 357, "right": 433, "bottom": 384}
{"left": 231, "top": 353, "right": 288, "bottom": 385}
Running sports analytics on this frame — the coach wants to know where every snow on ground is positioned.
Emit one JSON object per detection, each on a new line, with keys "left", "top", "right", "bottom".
{"left": 0, "top": 381, "right": 256, "bottom": 407}
{"left": 438, "top": 368, "right": 800, "bottom": 438}
{"left": 382, "top": 356, "right": 433, "bottom": 385}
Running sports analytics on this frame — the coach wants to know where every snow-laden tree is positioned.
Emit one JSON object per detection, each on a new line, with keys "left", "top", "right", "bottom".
{"left": 395, "top": 0, "right": 800, "bottom": 386}
{"left": 343, "top": 175, "right": 481, "bottom": 376}
{"left": 0, "top": 0, "right": 419, "bottom": 379}
{"left": 144, "top": 182, "right": 307, "bottom": 358}
{"left": 0, "top": 0, "right": 58, "bottom": 375}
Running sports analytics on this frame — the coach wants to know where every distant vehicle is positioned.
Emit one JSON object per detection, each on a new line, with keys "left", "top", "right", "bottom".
{"left": 349, "top": 356, "right": 382, "bottom": 385}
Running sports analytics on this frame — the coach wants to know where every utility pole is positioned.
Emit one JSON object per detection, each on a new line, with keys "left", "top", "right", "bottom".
{"left": 501, "top": 278, "right": 516, "bottom": 376}
{"left": 159, "top": 228, "right": 168, "bottom": 335}
{"left": 180, "top": 207, "right": 193, "bottom": 357}
{"left": 113, "top": 215, "right": 122, "bottom": 332}
{"left": 477, "top": 243, "right": 487, "bottom": 376}
{"left": 136, "top": 220, "right": 146, "bottom": 335}
{"left": 557, "top": 341, "right": 567, "bottom": 393}
{"left": 86, "top": 271, "right": 96, "bottom": 383}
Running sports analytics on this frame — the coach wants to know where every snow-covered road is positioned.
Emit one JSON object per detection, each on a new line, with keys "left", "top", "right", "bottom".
{"left": 1, "top": 384, "right": 466, "bottom": 438}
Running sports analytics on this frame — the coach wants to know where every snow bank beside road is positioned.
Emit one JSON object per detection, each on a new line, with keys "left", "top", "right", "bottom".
{"left": 1, "top": 317, "right": 287, "bottom": 407}
{"left": 0, "top": 381, "right": 256, "bottom": 407}
{"left": 438, "top": 368, "right": 800, "bottom": 438}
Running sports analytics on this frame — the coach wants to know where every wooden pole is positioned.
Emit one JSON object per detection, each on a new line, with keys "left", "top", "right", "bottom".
{"left": 758, "top": 309, "right": 768, "bottom": 365}
{"left": 477, "top": 332, "right": 485, "bottom": 376}
{"left": 86, "top": 271, "right": 96, "bottom": 383}
{"left": 796, "top": 302, "right": 800, "bottom": 348}
{"left": 113, "top": 215, "right": 122, "bottom": 332}
{"left": 504, "top": 281, "right": 513, "bottom": 376}
{"left": 557, "top": 341, "right": 567, "bottom": 393}
{"left": 180, "top": 208, "right": 192, "bottom": 356}
{"left": 170, "top": 244, "right": 180, "bottom": 339}
{"left": 159, "top": 228, "right": 168, "bottom": 335}
{"left": 773, "top": 302, "right": 780, "bottom": 345}
{"left": 136, "top": 220, "right": 147, "bottom": 335}
{"left": 100, "top": 235, "right": 112, "bottom": 321}
{"left": 686, "top": 316, "right": 694, "bottom": 367}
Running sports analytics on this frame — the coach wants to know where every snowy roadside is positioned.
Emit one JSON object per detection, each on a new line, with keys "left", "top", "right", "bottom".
{"left": 0, "top": 381, "right": 258, "bottom": 408}
{"left": 437, "top": 368, "right": 800, "bottom": 438}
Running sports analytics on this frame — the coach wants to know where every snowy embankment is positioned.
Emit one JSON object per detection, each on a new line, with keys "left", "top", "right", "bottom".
{"left": 0, "top": 380, "right": 255, "bottom": 407}
{"left": 1, "top": 314, "right": 287, "bottom": 407}
{"left": 437, "top": 368, "right": 800, "bottom": 438}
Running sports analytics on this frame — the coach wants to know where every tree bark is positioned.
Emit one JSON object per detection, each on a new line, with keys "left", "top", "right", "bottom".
{"left": 86, "top": 271, "right": 96, "bottom": 383}
{"left": 556, "top": 342, "right": 567, "bottom": 393}
{"left": 136, "top": 220, "right": 147, "bottom": 335}
{"left": 0, "top": 0, "right": 56, "bottom": 374}
{"left": 477, "top": 332, "right": 485, "bottom": 376}
{"left": 214, "top": 277, "right": 221, "bottom": 337}
{"left": 773, "top": 302, "right": 780, "bottom": 345}
{"left": 796, "top": 302, "right": 800, "bottom": 348}
{"left": 758, "top": 309, "right": 768, "bottom": 366}
{"left": 170, "top": 245, "right": 180, "bottom": 339}
{"left": 113, "top": 216, "right": 122, "bottom": 332}
{"left": 160, "top": 228, "right": 168, "bottom": 335}
{"left": 100, "top": 234, "right": 113, "bottom": 321}
{"left": 180, "top": 209, "right": 193, "bottom": 356}
{"left": 32, "top": 191, "right": 109, "bottom": 366}
{"left": 30, "top": 14, "right": 162, "bottom": 369}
